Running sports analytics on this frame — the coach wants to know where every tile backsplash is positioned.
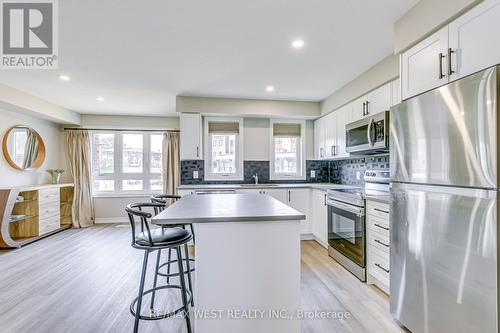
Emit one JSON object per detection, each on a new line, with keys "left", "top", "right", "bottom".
{"left": 330, "top": 155, "right": 390, "bottom": 186}
{"left": 181, "top": 155, "right": 389, "bottom": 186}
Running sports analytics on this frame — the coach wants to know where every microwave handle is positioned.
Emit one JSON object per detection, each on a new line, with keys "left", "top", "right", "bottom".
{"left": 367, "top": 118, "right": 374, "bottom": 146}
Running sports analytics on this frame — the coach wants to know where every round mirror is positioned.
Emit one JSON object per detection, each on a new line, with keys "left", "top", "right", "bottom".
{"left": 2, "top": 126, "right": 46, "bottom": 170}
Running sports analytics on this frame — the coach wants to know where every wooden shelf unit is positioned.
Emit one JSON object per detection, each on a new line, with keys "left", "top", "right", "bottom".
{"left": 0, "top": 184, "right": 74, "bottom": 248}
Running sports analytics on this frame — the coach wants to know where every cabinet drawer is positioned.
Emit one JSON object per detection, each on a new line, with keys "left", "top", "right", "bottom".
{"left": 367, "top": 245, "right": 390, "bottom": 286}
{"left": 39, "top": 188, "right": 60, "bottom": 203}
{"left": 367, "top": 228, "right": 390, "bottom": 254}
{"left": 39, "top": 201, "right": 60, "bottom": 220}
{"left": 366, "top": 200, "right": 390, "bottom": 219}
{"left": 39, "top": 215, "right": 61, "bottom": 235}
{"left": 367, "top": 214, "right": 390, "bottom": 237}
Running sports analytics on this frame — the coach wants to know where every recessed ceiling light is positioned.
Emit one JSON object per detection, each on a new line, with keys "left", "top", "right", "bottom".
{"left": 59, "top": 74, "right": 70, "bottom": 81}
{"left": 266, "top": 86, "right": 275, "bottom": 92}
{"left": 96, "top": 96, "right": 105, "bottom": 102}
{"left": 291, "top": 39, "right": 305, "bottom": 49}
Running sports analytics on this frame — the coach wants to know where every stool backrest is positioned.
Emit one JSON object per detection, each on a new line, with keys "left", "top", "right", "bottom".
{"left": 125, "top": 202, "right": 165, "bottom": 247}
{"left": 150, "top": 194, "right": 181, "bottom": 215}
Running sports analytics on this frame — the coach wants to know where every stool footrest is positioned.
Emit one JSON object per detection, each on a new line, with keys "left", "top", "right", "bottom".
{"left": 157, "top": 258, "right": 195, "bottom": 277}
{"left": 130, "top": 285, "right": 193, "bottom": 321}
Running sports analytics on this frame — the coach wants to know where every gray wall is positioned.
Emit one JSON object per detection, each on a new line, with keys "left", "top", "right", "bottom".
{"left": 320, "top": 54, "right": 399, "bottom": 115}
{"left": 177, "top": 96, "right": 320, "bottom": 118}
{"left": 394, "top": 0, "right": 483, "bottom": 53}
{"left": 80, "top": 114, "right": 180, "bottom": 130}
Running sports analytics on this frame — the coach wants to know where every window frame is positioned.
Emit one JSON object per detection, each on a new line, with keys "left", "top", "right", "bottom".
{"left": 204, "top": 117, "right": 244, "bottom": 181}
{"left": 269, "top": 119, "right": 306, "bottom": 180}
{"left": 91, "top": 131, "right": 163, "bottom": 196}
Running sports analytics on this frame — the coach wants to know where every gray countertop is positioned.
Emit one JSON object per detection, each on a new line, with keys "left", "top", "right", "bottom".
{"left": 178, "top": 183, "right": 358, "bottom": 191}
{"left": 152, "top": 194, "right": 306, "bottom": 225}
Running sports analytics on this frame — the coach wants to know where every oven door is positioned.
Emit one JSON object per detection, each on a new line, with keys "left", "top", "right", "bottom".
{"left": 327, "top": 199, "right": 365, "bottom": 267}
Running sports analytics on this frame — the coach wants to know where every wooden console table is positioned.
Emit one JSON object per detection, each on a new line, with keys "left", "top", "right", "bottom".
{"left": 0, "top": 184, "right": 74, "bottom": 248}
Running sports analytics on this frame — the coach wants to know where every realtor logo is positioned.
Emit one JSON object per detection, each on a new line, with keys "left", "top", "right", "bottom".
{"left": 1, "top": 0, "right": 58, "bottom": 69}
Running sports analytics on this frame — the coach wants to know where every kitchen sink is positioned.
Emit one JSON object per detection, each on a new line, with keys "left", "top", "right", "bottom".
{"left": 239, "top": 184, "right": 279, "bottom": 188}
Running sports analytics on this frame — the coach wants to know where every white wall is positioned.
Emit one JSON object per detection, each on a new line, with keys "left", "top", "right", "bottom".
{"left": 0, "top": 108, "right": 66, "bottom": 187}
{"left": 394, "top": 0, "right": 483, "bottom": 53}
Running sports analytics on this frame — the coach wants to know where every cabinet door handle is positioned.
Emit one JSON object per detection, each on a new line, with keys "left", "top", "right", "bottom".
{"left": 374, "top": 223, "right": 389, "bottom": 231}
{"left": 333, "top": 145, "right": 337, "bottom": 156}
{"left": 196, "top": 146, "right": 199, "bottom": 158}
{"left": 288, "top": 190, "right": 291, "bottom": 202}
{"left": 374, "top": 239, "right": 390, "bottom": 248}
{"left": 438, "top": 52, "right": 445, "bottom": 79}
{"left": 362, "top": 102, "right": 366, "bottom": 116}
{"left": 375, "top": 263, "right": 390, "bottom": 273}
{"left": 324, "top": 194, "right": 327, "bottom": 206}
{"left": 365, "top": 101, "right": 369, "bottom": 115}
{"left": 331, "top": 146, "right": 334, "bottom": 156}
{"left": 447, "top": 48, "right": 455, "bottom": 76}
{"left": 374, "top": 208, "right": 389, "bottom": 214}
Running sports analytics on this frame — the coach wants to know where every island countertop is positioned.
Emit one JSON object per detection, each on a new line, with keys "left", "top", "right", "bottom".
{"left": 152, "top": 193, "right": 306, "bottom": 225}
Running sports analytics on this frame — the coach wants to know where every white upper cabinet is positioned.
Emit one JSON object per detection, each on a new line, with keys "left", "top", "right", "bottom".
{"left": 401, "top": 0, "right": 500, "bottom": 100}
{"left": 180, "top": 113, "right": 203, "bottom": 160}
{"left": 391, "top": 78, "right": 401, "bottom": 107}
{"left": 324, "top": 112, "right": 337, "bottom": 159}
{"left": 401, "top": 26, "right": 449, "bottom": 100}
{"left": 364, "top": 83, "right": 392, "bottom": 116}
{"left": 449, "top": 0, "right": 500, "bottom": 81}
{"left": 351, "top": 82, "right": 392, "bottom": 119}
{"left": 314, "top": 118, "right": 326, "bottom": 159}
{"left": 351, "top": 97, "right": 366, "bottom": 122}
{"left": 335, "top": 104, "right": 350, "bottom": 158}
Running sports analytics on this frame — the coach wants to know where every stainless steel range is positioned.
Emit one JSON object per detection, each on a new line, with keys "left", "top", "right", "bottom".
{"left": 327, "top": 169, "right": 389, "bottom": 281}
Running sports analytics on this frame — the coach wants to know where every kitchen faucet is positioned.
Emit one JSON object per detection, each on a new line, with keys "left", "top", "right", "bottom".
{"left": 253, "top": 174, "right": 259, "bottom": 184}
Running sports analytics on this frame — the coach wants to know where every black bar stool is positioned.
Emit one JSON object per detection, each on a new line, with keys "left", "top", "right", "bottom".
{"left": 126, "top": 202, "right": 193, "bottom": 333}
{"left": 151, "top": 194, "right": 195, "bottom": 304}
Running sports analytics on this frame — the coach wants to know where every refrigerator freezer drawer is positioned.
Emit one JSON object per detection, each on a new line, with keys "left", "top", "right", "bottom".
{"left": 390, "top": 66, "right": 498, "bottom": 189}
{"left": 390, "top": 183, "right": 497, "bottom": 333}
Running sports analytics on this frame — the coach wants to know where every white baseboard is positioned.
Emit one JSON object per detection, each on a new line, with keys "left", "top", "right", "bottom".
{"left": 311, "top": 233, "right": 328, "bottom": 248}
{"left": 300, "top": 233, "right": 314, "bottom": 240}
{"left": 95, "top": 217, "right": 128, "bottom": 224}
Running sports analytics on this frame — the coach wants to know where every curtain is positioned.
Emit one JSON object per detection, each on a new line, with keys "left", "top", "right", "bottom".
{"left": 66, "top": 130, "right": 94, "bottom": 228}
{"left": 162, "top": 131, "right": 180, "bottom": 204}
{"left": 22, "top": 129, "right": 39, "bottom": 169}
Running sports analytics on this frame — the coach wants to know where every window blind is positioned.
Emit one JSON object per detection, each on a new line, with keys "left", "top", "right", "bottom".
{"left": 273, "top": 123, "right": 301, "bottom": 137}
{"left": 208, "top": 121, "right": 240, "bottom": 134}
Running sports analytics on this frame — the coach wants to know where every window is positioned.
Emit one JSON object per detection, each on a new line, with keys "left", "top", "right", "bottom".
{"left": 204, "top": 117, "right": 243, "bottom": 181}
{"left": 91, "top": 132, "right": 163, "bottom": 194}
{"left": 270, "top": 120, "right": 305, "bottom": 180}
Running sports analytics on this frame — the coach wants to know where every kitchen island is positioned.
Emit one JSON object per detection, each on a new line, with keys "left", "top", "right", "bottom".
{"left": 152, "top": 193, "right": 305, "bottom": 333}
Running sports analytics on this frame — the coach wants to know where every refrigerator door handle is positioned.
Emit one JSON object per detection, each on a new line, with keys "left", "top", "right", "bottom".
{"left": 390, "top": 182, "right": 497, "bottom": 199}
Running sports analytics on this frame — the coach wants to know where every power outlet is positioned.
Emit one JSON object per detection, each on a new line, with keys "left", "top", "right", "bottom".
{"left": 356, "top": 171, "right": 361, "bottom": 180}
{"left": 193, "top": 170, "right": 199, "bottom": 179}
{"left": 310, "top": 170, "right": 316, "bottom": 178}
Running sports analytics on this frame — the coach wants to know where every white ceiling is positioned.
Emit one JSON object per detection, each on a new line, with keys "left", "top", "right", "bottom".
{"left": 0, "top": 0, "right": 418, "bottom": 116}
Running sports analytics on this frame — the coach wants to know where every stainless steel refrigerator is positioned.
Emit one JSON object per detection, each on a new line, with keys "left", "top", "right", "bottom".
{"left": 390, "top": 66, "right": 498, "bottom": 333}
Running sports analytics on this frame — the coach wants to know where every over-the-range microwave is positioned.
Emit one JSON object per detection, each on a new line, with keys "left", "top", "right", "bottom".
{"left": 345, "top": 111, "right": 389, "bottom": 155}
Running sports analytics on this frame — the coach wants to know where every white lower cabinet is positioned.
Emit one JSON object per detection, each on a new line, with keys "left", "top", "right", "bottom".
{"left": 311, "top": 189, "right": 328, "bottom": 247}
{"left": 366, "top": 200, "right": 390, "bottom": 294}
{"left": 286, "top": 188, "right": 311, "bottom": 234}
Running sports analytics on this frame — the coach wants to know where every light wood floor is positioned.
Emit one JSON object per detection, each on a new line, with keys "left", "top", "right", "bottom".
{"left": 0, "top": 224, "right": 404, "bottom": 333}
